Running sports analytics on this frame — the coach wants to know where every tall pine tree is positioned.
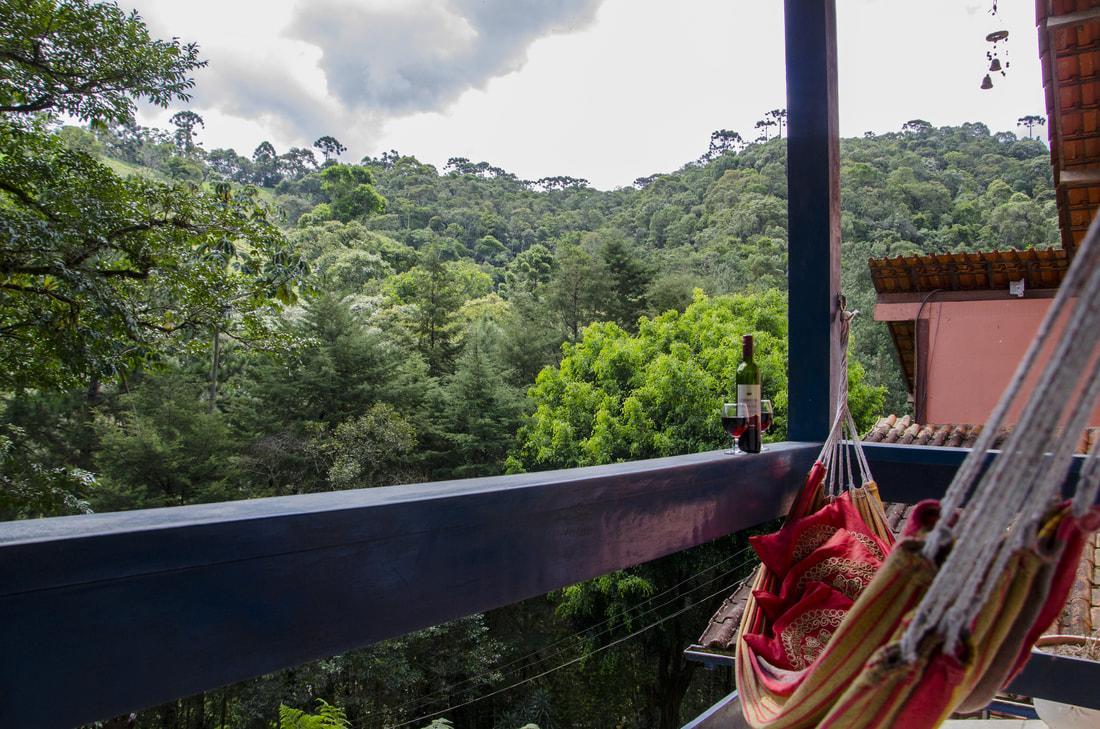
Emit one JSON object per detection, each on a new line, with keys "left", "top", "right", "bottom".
{"left": 441, "top": 317, "right": 524, "bottom": 477}
{"left": 598, "top": 234, "right": 652, "bottom": 331}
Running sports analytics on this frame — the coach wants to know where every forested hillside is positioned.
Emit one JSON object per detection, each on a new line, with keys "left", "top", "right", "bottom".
{"left": 79, "top": 112, "right": 1056, "bottom": 405}
{"left": 0, "top": 2, "right": 1058, "bottom": 728}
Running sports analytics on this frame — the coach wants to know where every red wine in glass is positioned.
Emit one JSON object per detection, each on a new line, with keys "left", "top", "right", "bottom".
{"left": 758, "top": 399, "right": 774, "bottom": 452}
{"left": 722, "top": 403, "right": 747, "bottom": 454}
{"left": 722, "top": 415, "right": 749, "bottom": 438}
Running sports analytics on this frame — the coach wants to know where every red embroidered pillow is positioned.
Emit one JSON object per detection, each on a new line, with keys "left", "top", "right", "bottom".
{"left": 752, "top": 587, "right": 792, "bottom": 625}
{"left": 774, "top": 527, "right": 884, "bottom": 605}
{"left": 749, "top": 492, "right": 888, "bottom": 576}
{"left": 752, "top": 527, "right": 884, "bottom": 622}
{"left": 742, "top": 581, "right": 854, "bottom": 671}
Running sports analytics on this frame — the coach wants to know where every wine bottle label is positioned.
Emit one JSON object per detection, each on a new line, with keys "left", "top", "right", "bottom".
{"left": 737, "top": 384, "right": 761, "bottom": 417}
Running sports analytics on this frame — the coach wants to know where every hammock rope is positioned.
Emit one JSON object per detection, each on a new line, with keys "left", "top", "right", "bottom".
{"left": 818, "top": 299, "right": 873, "bottom": 499}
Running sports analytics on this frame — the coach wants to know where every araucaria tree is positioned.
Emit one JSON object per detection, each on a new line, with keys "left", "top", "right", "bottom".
{"left": 1017, "top": 114, "right": 1046, "bottom": 140}
{"left": 754, "top": 117, "right": 776, "bottom": 143}
{"left": 702, "top": 129, "right": 744, "bottom": 162}
{"left": 169, "top": 110, "right": 203, "bottom": 154}
{"left": 314, "top": 135, "right": 347, "bottom": 163}
{"left": 766, "top": 108, "right": 787, "bottom": 138}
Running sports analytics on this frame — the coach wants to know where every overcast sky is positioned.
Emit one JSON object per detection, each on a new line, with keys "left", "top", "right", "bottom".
{"left": 129, "top": 0, "right": 1047, "bottom": 190}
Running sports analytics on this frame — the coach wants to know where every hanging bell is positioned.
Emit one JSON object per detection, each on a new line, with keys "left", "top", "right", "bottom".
{"left": 981, "top": 74, "right": 994, "bottom": 90}
{"left": 989, "top": 58, "right": 1001, "bottom": 72}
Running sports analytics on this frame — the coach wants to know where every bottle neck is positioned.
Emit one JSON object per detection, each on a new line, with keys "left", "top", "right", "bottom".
{"left": 742, "top": 338, "right": 753, "bottom": 362}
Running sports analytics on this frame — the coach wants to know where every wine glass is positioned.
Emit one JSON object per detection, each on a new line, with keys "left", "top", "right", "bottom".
{"left": 721, "top": 402, "right": 748, "bottom": 455}
{"left": 759, "top": 399, "right": 774, "bottom": 451}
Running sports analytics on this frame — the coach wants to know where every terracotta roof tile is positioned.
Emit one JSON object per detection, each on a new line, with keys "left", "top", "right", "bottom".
{"left": 697, "top": 585, "right": 750, "bottom": 650}
{"left": 864, "top": 417, "right": 1097, "bottom": 453}
{"left": 1037, "top": 0, "right": 1100, "bottom": 256}
{"left": 867, "top": 249, "right": 1069, "bottom": 296}
{"left": 864, "top": 417, "right": 1015, "bottom": 450}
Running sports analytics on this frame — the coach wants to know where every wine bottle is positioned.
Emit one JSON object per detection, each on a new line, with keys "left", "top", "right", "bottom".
{"left": 736, "top": 334, "right": 762, "bottom": 453}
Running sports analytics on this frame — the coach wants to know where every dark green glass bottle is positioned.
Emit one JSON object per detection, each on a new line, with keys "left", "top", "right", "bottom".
{"left": 736, "top": 334, "right": 762, "bottom": 453}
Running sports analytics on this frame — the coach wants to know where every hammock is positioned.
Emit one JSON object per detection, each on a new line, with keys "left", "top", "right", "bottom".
{"left": 733, "top": 226, "right": 1100, "bottom": 728}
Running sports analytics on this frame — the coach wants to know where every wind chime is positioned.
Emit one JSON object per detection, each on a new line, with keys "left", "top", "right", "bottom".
{"left": 981, "top": 30, "right": 1010, "bottom": 89}
{"left": 981, "top": 2, "right": 1010, "bottom": 89}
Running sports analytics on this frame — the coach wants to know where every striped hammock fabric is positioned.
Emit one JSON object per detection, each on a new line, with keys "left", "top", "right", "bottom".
{"left": 735, "top": 463, "right": 1099, "bottom": 729}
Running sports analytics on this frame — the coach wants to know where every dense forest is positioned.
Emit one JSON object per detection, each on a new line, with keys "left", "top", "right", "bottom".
{"left": 0, "top": 2, "right": 1059, "bottom": 729}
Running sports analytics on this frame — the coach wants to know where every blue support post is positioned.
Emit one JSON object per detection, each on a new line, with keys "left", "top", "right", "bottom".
{"left": 785, "top": 0, "right": 842, "bottom": 442}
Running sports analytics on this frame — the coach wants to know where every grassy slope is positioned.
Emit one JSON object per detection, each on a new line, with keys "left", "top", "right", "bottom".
{"left": 103, "top": 157, "right": 164, "bottom": 180}
{"left": 101, "top": 155, "right": 278, "bottom": 204}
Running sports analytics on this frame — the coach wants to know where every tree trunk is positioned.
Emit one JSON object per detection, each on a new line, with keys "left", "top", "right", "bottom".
{"left": 654, "top": 643, "right": 698, "bottom": 729}
{"left": 208, "top": 326, "right": 220, "bottom": 413}
{"left": 86, "top": 376, "right": 101, "bottom": 404}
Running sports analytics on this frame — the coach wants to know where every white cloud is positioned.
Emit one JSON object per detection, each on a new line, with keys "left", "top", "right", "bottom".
{"left": 288, "top": 0, "right": 603, "bottom": 115}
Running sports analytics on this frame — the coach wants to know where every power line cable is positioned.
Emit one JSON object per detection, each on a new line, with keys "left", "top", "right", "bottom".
{"left": 379, "top": 544, "right": 757, "bottom": 717}
{"left": 397, "top": 557, "right": 754, "bottom": 719}
{"left": 387, "top": 571, "right": 757, "bottom": 729}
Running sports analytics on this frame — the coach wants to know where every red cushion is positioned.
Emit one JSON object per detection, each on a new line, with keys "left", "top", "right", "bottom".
{"left": 776, "top": 526, "right": 884, "bottom": 603}
{"left": 752, "top": 587, "right": 792, "bottom": 625}
{"left": 752, "top": 526, "right": 884, "bottom": 622}
{"left": 743, "top": 581, "right": 854, "bottom": 671}
{"left": 749, "top": 492, "right": 888, "bottom": 576}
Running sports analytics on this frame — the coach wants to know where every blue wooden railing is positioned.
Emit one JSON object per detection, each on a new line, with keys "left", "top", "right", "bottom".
{"left": 1, "top": 442, "right": 1098, "bottom": 728}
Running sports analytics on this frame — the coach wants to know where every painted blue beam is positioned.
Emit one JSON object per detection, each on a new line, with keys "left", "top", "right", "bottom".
{"left": 785, "top": 0, "right": 842, "bottom": 442}
{"left": 862, "top": 441, "right": 1093, "bottom": 503}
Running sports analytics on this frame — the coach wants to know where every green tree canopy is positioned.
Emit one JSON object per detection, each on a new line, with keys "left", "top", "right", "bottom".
{"left": 510, "top": 290, "right": 883, "bottom": 470}
{"left": 314, "top": 164, "right": 387, "bottom": 222}
{"left": 441, "top": 316, "right": 524, "bottom": 477}
{"left": 277, "top": 699, "right": 349, "bottom": 729}
{"left": 0, "top": 126, "right": 305, "bottom": 388}
{"left": 0, "top": 0, "right": 203, "bottom": 123}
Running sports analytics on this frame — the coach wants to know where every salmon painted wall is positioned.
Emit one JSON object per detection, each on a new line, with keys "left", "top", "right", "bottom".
{"left": 877, "top": 297, "right": 1100, "bottom": 426}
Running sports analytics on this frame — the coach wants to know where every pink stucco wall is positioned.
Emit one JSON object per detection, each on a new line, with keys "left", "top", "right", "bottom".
{"left": 877, "top": 297, "right": 1100, "bottom": 427}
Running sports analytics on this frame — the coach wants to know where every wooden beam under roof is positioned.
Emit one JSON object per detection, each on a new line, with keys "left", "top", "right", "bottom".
{"left": 1057, "top": 167, "right": 1100, "bottom": 186}
{"left": 1042, "top": 5, "right": 1100, "bottom": 30}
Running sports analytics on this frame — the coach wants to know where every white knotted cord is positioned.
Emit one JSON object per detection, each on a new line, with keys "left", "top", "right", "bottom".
{"left": 815, "top": 298, "right": 874, "bottom": 499}
{"left": 899, "top": 217, "right": 1100, "bottom": 661}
